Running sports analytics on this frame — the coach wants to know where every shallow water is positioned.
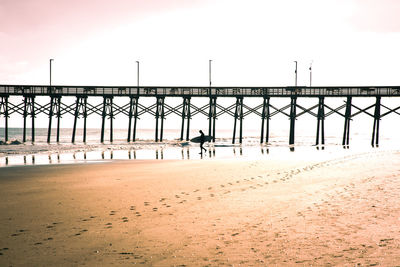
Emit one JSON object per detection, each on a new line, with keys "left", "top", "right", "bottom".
{"left": 0, "top": 127, "right": 399, "bottom": 167}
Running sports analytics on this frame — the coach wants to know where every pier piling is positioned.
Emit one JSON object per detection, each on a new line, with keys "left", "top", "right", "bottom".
{"left": 232, "top": 97, "right": 244, "bottom": 144}
{"left": 155, "top": 97, "right": 165, "bottom": 142}
{"left": 315, "top": 97, "right": 325, "bottom": 145}
{"left": 0, "top": 96, "right": 8, "bottom": 142}
{"left": 260, "top": 97, "right": 270, "bottom": 143}
{"left": 47, "top": 96, "right": 61, "bottom": 143}
{"left": 101, "top": 96, "right": 114, "bottom": 143}
{"left": 180, "top": 97, "right": 191, "bottom": 141}
{"left": 72, "top": 96, "right": 87, "bottom": 143}
{"left": 289, "top": 96, "right": 297, "bottom": 145}
{"left": 371, "top": 96, "right": 381, "bottom": 147}
{"left": 342, "top": 96, "right": 352, "bottom": 147}
{"left": 208, "top": 97, "right": 217, "bottom": 142}
{"left": 23, "top": 96, "right": 35, "bottom": 143}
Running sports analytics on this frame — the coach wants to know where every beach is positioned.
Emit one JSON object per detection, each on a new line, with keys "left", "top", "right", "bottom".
{"left": 0, "top": 148, "right": 400, "bottom": 266}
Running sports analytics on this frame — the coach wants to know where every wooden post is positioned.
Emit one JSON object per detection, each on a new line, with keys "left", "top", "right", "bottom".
{"left": 155, "top": 97, "right": 164, "bottom": 142}
{"left": 371, "top": 96, "right": 381, "bottom": 147}
{"left": 289, "top": 96, "right": 297, "bottom": 145}
{"left": 101, "top": 97, "right": 106, "bottom": 143}
{"left": 83, "top": 97, "right": 87, "bottom": 143}
{"left": 127, "top": 97, "right": 134, "bottom": 142}
{"left": 47, "top": 96, "right": 54, "bottom": 143}
{"left": 56, "top": 97, "right": 61, "bottom": 143}
{"left": 208, "top": 97, "right": 217, "bottom": 142}
{"left": 315, "top": 97, "right": 325, "bottom": 145}
{"left": 23, "top": 96, "right": 27, "bottom": 143}
{"left": 72, "top": 97, "right": 79, "bottom": 143}
{"left": 31, "top": 97, "right": 35, "bottom": 142}
{"left": 133, "top": 97, "right": 139, "bottom": 142}
{"left": 180, "top": 97, "right": 191, "bottom": 141}
{"left": 0, "top": 96, "right": 9, "bottom": 142}
{"left": 232, "top": 97, "right": 243, "bottom": 144}
{"left": 342, "top": 96, "right": 352, "bottom": 146}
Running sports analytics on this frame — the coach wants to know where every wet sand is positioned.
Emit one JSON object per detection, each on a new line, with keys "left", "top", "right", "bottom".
{"left": 0, "top": 149, "right": 400, "bottom": 266}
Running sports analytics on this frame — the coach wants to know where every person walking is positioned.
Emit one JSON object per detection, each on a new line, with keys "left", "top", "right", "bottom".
{"left": 199, "top": 130, "right": 207, "bottom": 154}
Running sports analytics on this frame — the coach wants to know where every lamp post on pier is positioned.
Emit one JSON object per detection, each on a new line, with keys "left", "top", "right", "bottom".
{"left": 209, "top": 59, "right": 212, "bottom": 90}
{"left": 49, "top": 59, "right": 54, "bottom": 89}
{"left": 309, "top": 61, "right": 313, "bottom": 87}
{"left": 136, "top": 60, "right": 140, "bottom": 93}
{"left": 294, "top": 60, "right": 298, "bottom": 87}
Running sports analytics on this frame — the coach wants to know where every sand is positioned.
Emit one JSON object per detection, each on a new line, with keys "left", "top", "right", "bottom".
{"left": 0, "top": 148, "right": 400, "bottom": 266}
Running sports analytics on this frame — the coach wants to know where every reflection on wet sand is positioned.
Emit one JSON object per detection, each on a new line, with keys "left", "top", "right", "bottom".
{"left": 155, "top": 149, "right": 163, "bottom": 160}
{"left": 233, "top": 147, "right": 243, "bottom": 156}
{"left": 0, "top": 145, "right": 379, "bottom": 167}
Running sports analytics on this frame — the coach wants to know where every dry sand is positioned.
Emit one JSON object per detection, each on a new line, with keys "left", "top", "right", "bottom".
{"left": 0, "top": 148, "right": 400, "bottom": 266}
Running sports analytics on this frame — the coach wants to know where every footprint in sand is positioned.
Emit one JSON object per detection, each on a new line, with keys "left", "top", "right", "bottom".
{"left": 210, "top": 194, "right": 215, "bottom": 197}
{"left": 130, "top": 206, "right": 136, "bottom": 211}
{"left": 152, "top": 208, "right": 158, "bottom": 211}
{"left": 220, "top": 185, "right": 225, "bottom": 188}
{"left": 208, "top": 187, "right": 213, "bottom": 190}
{"left": 34, "top": 242, "right": 42, "bottom": 245}
{"left": 0, "top": 248, "right": 8, "bottom": 255}
{"left": 144, "top": 202, "right": 150, "bottom": 206}
{"left": 109, "top": 211, "right": 116, "bottom": 216}
{"left": 135, "top": 212, "right": 141, "bottom": 217}
{"left": 122, "top": 217, "right": 129, "bottom": 222}
{"left": 159, "top": 198, "right": 166, "bottom": 202}
{"left": 175, "top": 195, "right": 180, "bottom": 198}
{"left": 197, "top": 197, "right": 202, "bottom": 200}
{"left": 194, "top": 189, "right": 199, "bottom": 192}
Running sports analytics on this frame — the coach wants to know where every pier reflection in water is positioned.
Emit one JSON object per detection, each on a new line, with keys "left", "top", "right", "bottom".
{"left": 0, "top": 144, "right": 381, "bottom": 167}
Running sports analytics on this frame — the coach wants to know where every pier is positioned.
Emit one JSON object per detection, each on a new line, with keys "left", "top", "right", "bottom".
{"left": 1, "top": 84, "right": 400, "bottom": 146}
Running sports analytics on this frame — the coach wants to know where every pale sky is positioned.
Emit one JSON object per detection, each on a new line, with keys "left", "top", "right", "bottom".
{"left": 1, "top": 0, "right": 400, "bottom": 87}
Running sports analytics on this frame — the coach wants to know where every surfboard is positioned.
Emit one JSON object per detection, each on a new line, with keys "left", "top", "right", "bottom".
{"left": 190, "top": 135, "right": 213, "bottom": 143}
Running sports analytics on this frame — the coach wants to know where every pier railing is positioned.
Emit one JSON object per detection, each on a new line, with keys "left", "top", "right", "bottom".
{"left": 1, "top": 85, "right": 400, "bottom": 97}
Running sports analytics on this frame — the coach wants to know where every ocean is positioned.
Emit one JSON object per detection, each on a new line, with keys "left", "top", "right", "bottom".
{"left": 1, "top": 124, "right": 399, "bottom": 167}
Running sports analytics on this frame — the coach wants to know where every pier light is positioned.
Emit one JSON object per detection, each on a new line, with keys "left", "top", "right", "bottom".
{"left": 309, "top": 61, "right": 313, "bottom": 87}
{"left": 294, "top": 60, "right": 298, "bottom": 87}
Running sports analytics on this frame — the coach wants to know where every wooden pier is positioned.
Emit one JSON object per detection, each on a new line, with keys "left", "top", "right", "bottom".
{"left": 1, "top": 84, "right": 400, "bottom": 146}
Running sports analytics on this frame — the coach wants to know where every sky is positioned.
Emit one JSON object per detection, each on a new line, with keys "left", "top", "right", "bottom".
{"left": 2, "top": 0, "right": 400, "bottom": 136}
{"left": 1, "top": 0, "right": 400, "bottom": 87}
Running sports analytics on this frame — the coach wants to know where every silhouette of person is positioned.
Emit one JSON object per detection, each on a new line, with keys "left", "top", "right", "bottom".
{"left": 199, "top": 130, "right": 207, "bottom": 154}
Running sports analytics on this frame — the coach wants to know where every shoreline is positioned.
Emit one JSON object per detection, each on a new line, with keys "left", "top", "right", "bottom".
{"left": 0, "top": 142, "right": 396, "bottom": 168}
{"left": 1, "top": 149, "right": 400, "bottom": 265}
